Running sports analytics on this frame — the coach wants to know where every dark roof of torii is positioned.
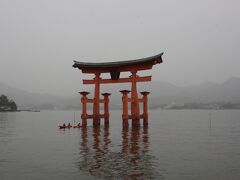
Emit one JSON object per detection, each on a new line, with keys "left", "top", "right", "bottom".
{"left": 73, "top": 52, "right": 163, "bottom": 73}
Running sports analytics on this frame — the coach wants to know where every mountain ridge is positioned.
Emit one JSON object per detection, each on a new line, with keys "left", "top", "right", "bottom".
{"left": 1, "top": 77, "right": 240, "bottom": 109}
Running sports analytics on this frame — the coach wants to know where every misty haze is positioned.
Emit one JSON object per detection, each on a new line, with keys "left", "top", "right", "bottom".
{"left": 1, "top": 1, "right": 240, "bottom": 180}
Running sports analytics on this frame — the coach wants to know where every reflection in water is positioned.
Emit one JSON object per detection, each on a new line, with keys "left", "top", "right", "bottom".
{"left": 0, "top": 113, "right": 8, "bottom": 129}
{"left": 0, "top": 113, "right": 15, "bottom": 164}
{"left": 78, "top": 125, "right": 162, "bottom": 179}
{"left": 0, "top": 113, "right": 16, "bottom": 137}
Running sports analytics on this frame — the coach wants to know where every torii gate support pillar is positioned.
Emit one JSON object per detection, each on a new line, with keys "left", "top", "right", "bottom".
{"left": 79, "top": 91, "right": 89, "bottom": 127}
{"left": 140, "top": 91, "right": 150, "bottom": 126}
{"left": 102, "top": 93, "right": 111, "bottom": 126}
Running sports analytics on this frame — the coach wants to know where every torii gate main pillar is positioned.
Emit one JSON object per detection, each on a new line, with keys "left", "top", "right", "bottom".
{"left": 93, "top": 73, "right": 101, "bottom": 125}
{"left": 130, "top": 70, "right": 140, "bottom": 125}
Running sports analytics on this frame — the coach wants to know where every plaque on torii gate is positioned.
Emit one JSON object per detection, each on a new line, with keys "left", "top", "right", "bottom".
{"left": 73, "top": 52, "right": 163, "bottom": 127}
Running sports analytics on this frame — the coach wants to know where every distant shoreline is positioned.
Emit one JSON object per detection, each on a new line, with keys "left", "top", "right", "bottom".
{"left": 0, "top": 110, "right": 40, "bottom": 112}
{"left": 0, "top": 110, "right": 20, "bottom": 112}
{"left": 1, "top": 108, "right": 239, "bottom": 112}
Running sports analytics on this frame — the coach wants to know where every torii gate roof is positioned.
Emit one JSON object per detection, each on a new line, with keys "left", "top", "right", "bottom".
{"left": 73, "top": 52, "right": 163, "bottom": 74}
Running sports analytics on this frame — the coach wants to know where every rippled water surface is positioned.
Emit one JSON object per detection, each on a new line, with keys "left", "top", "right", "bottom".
{"left": 0, "top": 110, "right": 240, "bottom": 179}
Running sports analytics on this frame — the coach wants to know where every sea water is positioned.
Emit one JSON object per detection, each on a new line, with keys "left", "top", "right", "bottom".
{"left": 0, "top": 110, "right": 240, "bottom": 179}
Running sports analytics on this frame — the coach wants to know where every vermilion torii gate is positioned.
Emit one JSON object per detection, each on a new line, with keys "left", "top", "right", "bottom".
{"left": 73, "top": 53, "right": 163, "bottom": 126}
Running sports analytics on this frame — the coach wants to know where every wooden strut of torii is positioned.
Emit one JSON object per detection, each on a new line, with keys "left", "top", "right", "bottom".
{"left": 72, "top": 52, "right": 163, "bottom": 127}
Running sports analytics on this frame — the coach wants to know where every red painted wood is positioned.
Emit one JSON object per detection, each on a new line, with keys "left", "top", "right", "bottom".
{"left": 102, "top": 93, "right": 111, "bottom": 125}
{"left": 79, "top": 91, "right": 90, "bottom": 126}
{"left": 77, "top": 62, "right": 160, "bottom": 126}
{"left": 120, "top": 90, "right": 130, "bottom": 126}
{"left": 131, "top": 71, "right": 140, "bottom": 125}
{"left": 81, "top": 63, "right": 154, "bottom": 74}
{"left": 83, "top": 76, "right": 151, "bottom": 84}
{"left": 93, "top": 73, "right": 101, "bottom": 126}
{"left": 140, "top": 91, "right": 150, "bottom": 126}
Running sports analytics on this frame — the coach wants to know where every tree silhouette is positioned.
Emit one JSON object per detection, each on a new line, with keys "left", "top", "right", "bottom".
{"left": 0, "top": 94, "right": 18, "bottom": 111}
{"left": 0, "top": 95, "right": 8, "bottom": 106}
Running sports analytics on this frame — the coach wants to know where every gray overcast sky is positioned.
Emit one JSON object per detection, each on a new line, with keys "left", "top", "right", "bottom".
{"left": 0, "top": 0, "right": 240, "bottom": 96}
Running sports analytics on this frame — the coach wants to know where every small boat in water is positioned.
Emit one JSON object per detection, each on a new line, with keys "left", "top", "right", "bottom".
{"left": 59, "top": 123, "right": 72, "bottom": 129}
{"left": 59, "top": 125, "right": 66, "bottom": 129}
{"left": 73, "top": 123, "right": 82, "bottom": 128}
